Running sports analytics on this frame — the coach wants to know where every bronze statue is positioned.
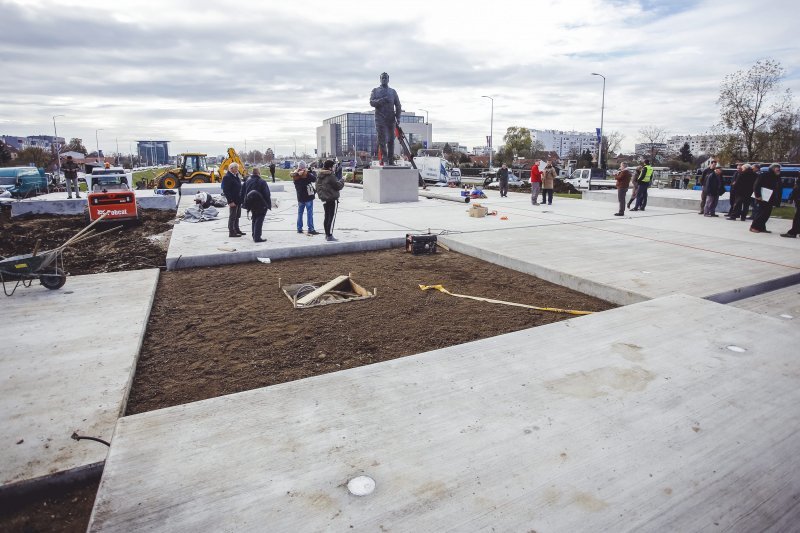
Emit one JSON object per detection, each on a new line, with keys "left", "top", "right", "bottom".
{"left": 369, "top": 72, "right": 402, "bottom": 165}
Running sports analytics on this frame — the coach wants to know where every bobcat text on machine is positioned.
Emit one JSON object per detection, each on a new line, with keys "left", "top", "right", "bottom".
{"left": 84, "top": 166, "right": 141, "bottom": 224}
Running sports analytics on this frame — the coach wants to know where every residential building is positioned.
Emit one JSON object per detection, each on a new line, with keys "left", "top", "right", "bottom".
{"left": 530, "top": 129, "right": 598, "bottom": 159}
{"left": 472, "top": 146, "right": 492, "bottom": 156}
{"left": 316, "top": 112, "right": 431, "bottom": 159}
{"left": 137, "top": 140, "right": 170, "bottom": 165}
{"left": 1, "top": 135, "right": 65, "bottom": 151}
{"left": 429, "top": 141, "right": 468, "bottom": 153}
{"left": 635, "top": 143, "right": 669, "bottom": 157}
{"left": 666, "top": 134, "right": 720, "bottom": 156}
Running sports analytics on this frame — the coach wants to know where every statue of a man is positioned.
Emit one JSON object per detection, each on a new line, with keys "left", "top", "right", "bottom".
{"left": 369, "top": 72, "right": 402, "bottom": 165}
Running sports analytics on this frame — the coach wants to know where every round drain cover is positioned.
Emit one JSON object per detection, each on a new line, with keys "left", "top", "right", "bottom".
{"left": 726, "top": 345, "right": 746, "bottom": 353}
{"left": 347, "top": 476, "right": 376, "bottom": 496}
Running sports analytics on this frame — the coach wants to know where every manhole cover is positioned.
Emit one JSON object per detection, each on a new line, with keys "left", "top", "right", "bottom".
{"left": 347, "top": 476, "right": 376, "bottom": 496}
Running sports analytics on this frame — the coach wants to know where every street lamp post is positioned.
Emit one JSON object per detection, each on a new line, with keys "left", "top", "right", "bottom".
{"left": 52, "top": 114, "right": 64, "bottom": 178}
{"left": 95, "top": 129, "right": 104, "bottom": 164}
{"left": 591, "top": 73, "right": 606, "bottom": 170}
{"left": 419, "top": 109, "right": 429, "bottom": 124}
{"left": 481, "top": 96, "right": 494, "bottom": 170}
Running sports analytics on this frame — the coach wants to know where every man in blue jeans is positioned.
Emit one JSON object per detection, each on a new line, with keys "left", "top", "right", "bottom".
{"left": 291, "top": 161, "right": 319, "bottom": 235}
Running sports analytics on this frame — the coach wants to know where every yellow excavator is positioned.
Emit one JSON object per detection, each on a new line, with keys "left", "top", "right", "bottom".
{"left": 154, "top": 147, "right": 245, "bottom": 189}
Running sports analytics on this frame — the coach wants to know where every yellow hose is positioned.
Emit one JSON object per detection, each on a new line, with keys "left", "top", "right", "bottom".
{"left": 419, "top": 284, "right": 593, "bottom": 316}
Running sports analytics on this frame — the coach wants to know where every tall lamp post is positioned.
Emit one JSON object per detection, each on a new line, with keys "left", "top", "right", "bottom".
{"left": 52, "top": 114, "right": 64, "bottom": 177}
{"left": 95, "top": 128, "right": 104, "bottom": 165}
{"left": 591, "top": 73, "right": 606, "bottom": 170}
{"left": 481, "top": 95, "right": 494, "bottom": 170}
{"left": 419, "top": 109, "right": 429, "bottom": 124}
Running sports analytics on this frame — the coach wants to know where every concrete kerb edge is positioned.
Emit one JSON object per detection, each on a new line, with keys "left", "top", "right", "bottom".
{"left": 704, "top": 272, "right": 800, "bottom": 304}
{"left": 438, "top": 236, "right": 649, "bottom": 306}
{"left": 0, "top": 461, "right": 103, "bottom": 503}
{"left": 117, "top": 269, "right": 161, "bottom": 417}
{"left": 166, "top": 237, "right": 407, "bottom": 270}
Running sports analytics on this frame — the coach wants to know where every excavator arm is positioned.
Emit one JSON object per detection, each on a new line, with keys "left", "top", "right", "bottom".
{"left": 216, "top": 148, "right": 245, "bottom": 182}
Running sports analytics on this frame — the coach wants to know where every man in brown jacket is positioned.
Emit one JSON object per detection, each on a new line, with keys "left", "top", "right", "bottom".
{"left": 614, "top": 162, "right": 632, "bottom": 216}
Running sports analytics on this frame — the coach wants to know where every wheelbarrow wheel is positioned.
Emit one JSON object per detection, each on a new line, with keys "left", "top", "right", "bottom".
{"left": 40, "top": 268, "right": 66, "bottom": 290}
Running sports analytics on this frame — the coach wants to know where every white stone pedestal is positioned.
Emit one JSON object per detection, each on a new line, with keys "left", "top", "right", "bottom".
{"left": 362, "top": 167, "right": 419, "bottom": 203}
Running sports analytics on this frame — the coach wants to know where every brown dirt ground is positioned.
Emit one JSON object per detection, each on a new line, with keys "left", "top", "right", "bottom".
{"left": 126, "top": 248, "right": 614, "bottom": 414}
{"left": 0, "top": 208, "right": 175, "bottom": 276}
{"left": 0, "top": 475, "right": 100, "bottom": 533}
{"left": 0, "top": 241, "right": 613, "bottom": 532}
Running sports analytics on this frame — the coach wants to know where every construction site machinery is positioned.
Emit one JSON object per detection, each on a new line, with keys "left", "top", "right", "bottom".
{"left": 155, "top": 148, "right": 245, "bottom": 189}
{"left": 84, "top": 167, "right": 141, "bottom": 224}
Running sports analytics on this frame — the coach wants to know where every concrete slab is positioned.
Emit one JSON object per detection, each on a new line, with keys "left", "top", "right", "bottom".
{"left": 164, "top": 187, "right": 799, "bottom": 306}
{"left": 0, "top": 269, "right": 159, "bottom": 492}
{"left": 88, "top": 294, "right": 800, "bottom": 531}
{"left": 583, "top": 188, "right": 730, "bottom": 212}
{"left": 10, "top": 191, "right": 177, "bottom": 217}
{"left": 729, "top": 283, "right": 800, "bottom": 319}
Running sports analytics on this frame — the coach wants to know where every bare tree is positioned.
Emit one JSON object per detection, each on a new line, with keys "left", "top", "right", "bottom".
{"left": 638, "top": 126, "right": 667, "bottom": 160}
{"left": 718, "top": 58, "right": 792, "bottom": 161}
{"left": 603, "top": 131, "right": 625, "bottom": 157}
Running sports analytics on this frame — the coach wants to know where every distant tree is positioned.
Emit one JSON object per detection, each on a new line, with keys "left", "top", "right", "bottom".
{"left": 458, "top": 152, "right": 471, "bottom": 164}
{"left": 264, "top": 148, "right": 275, "bottom": 162}
{"left": 0, "top": 141, "right": 12, "bottom": 166}
{"left": 409, "top": 142, "right": 423, "bottom": 157}
{"left": 578, "top": 149, "right": 594, "bottom": 169}
{"left": 603, "top": 131, "right": 625, "bottom": 157}
{"left": 63, "top": 137, "right": 87, "bottom": 154}
{"left": 757, "top": 110, "right": 800, "bottom": 162}
{"left": 442, "top": 143, "right": 453, "bottom": 155}
{"left": 679, "top": 142, "right": 693, "bottom": 162}
{"left": 638, "top": 125, "right": 668, "bottom": 160}
{"left": 16, "top": 147, "right": 51, "bottom": 168}
{"left": 531, "top": 140, "right": 548, "bottom": 159}
{"left": 502, "top": 127, "right": 533, "bottom": 158}
{"left": 718, "top": 58, "right": 793, "bottom": 161}
{"left": 565, "top": 147, "right": 581, "bottom": 162}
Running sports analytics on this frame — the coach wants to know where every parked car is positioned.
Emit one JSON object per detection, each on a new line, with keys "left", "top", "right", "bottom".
{"left": 0, "top": 167, "right": 49, "bottom": 198}
{"left": 484, "top": 170, "right": 527, "bottom": 188}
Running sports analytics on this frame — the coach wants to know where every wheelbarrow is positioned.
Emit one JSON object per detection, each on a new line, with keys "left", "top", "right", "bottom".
{"left": 0, "top": 214, "right": 120, "bottom": 296}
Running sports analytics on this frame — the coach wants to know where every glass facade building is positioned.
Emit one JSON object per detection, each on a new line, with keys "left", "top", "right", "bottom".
{"left": 322, "top": 112, "right": 424, "bottom": 158}
{"left": 136, "top": 140, "right": 170, "bottom": 165}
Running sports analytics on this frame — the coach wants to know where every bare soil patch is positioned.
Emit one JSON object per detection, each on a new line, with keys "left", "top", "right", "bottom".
{"left": 126, "top": 248, "right": 614, "bottom": 414}
{"left": 0, "top": 475, "right": 100, "bottom": 533}
{"left": 0, "top": 209, "right": 175, "bottom": 275}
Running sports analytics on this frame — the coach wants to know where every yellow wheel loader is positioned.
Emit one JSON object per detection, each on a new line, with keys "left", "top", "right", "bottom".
{"left": 155, "top": 148, "right": 245, "bottom": 189}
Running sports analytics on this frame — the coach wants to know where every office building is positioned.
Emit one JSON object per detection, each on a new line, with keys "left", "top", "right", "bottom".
{"left": 137, "top": 140, "right": 170, "bottom": 165}
{"left": 317, "top": 112, "right": 431, "bottom": 159}
{"left": 530, "top": 129, "right": 598, "bottom": 159}
{"left": 1, "top": 135, "right": 65, "bottom": 151}
{"left": 429, "top": 141, "right": 468, "bottom": 153}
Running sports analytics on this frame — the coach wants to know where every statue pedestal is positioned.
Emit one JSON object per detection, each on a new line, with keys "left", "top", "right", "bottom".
{"left": 362, "top": 167, "right": 419, "bottom": 203}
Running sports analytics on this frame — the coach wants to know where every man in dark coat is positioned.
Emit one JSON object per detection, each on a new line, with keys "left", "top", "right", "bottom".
{"left": 703, "top": 167, "right": 723, "bottom": 217}
{"left": 221, "top": 162, "right": 244, "bottom": 237}
{"left": 242, "top": 167, "right": 271, "bottom": 242}
{"left": 614, "top": 162, "right": 632, "bottom": 216}
{"left": 63, "top": 155, "right": 80, "bottom": 198}
{"left": 268, "top": 161, "right": 276, "bottom": 183}
{"left": 750, "top": 164, "right": 782, "bottom": 233}
{"left": 698, "top": 159, "right": 718, "bottom": 214}
{"left": 497, "top": 164, "right": 510, "bottom": 198}
{"left": 727, "top": 164, "right": 757, "bottom": 221}
{"left": 780, "top": 180, "right": 799, "bottom": 238}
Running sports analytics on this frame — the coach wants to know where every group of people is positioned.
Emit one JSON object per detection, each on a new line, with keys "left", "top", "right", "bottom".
{"left": 219, "top": 160, "right": 345, "bottom": 243}
{"left": 612, "top": 159, "right": 653, "bottom": 215}
{"left": 494, "top": 160, "right": 557, "bottom": 205}
{"left": 609, "top": 157, "right": 799, "bottom": 238}
{"left": 698, "top": 160, "right": 796, "bottom": 236}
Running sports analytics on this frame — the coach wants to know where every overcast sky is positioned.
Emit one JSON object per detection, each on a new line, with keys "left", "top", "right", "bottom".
{"left": 1, "top": 0, "right": 798, "bottom": 157}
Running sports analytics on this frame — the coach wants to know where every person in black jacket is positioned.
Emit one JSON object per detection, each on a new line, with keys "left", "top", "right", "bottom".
{"left": 698, "top": 159, "right": 717, "bottom": 214}
{"left": 497, "top": 164, "right": 510, "bottom": 198}
{"left": 63, "top": 155, "right": 80, "bottom": 199}
{"left": 780, "top": 180, "right": 800, "bottom": 238}
{"left": 242, "top": 167, "right": 271, "bottom": 242}
{"left": 268, "top": 161, "right": 276, "bottom": 183}
{"left": 750, "top": 164, "right": 782, "bottom": 233}
{"left": 703, "top": 167, "right": 723, "bottom": 216}
{"left": 727, "top": 164, "right": 757, "bottom": 221}
{"left": 316, "top": 159, "right": 345, "bottom": 241}
{"left": 221, "top": 162, "right": 244, "bottom": 237}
